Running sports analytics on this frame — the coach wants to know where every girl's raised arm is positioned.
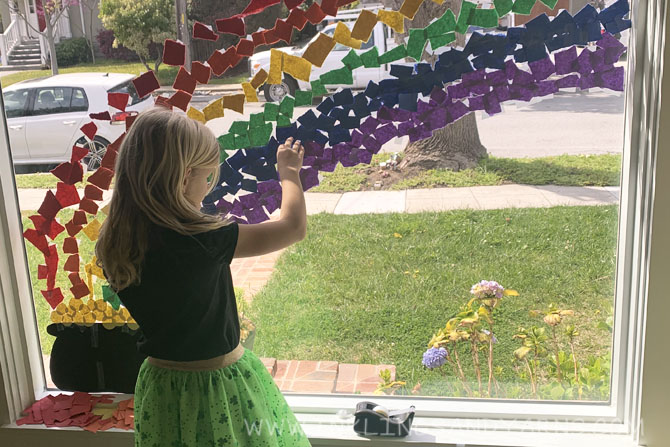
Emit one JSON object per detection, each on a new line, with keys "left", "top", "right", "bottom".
{"left": 233, "top": 137, "right": 307, "bottom": 258}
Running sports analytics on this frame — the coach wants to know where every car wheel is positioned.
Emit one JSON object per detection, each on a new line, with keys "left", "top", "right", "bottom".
{"left": 263, "top": 75, "right": 297, "bottom": 102}
{"left": 77, "top": 136, "right": 110, "bottom": 171}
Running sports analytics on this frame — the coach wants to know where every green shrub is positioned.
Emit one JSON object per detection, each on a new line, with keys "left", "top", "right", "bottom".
{"left": 55, "top": 37, "right": 92, "bottom": 67}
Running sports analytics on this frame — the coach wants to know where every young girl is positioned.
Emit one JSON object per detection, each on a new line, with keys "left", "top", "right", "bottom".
{"left": 96, "top": 107, "right": 311, "bottom": 446}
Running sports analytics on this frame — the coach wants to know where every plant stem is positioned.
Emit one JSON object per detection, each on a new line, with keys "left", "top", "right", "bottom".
{"left": 568, "top": 339, "right": 582, "bottom": 399}
{"left": 487, "top": 323, "right": 494, "bottom": 397}
{"left": 524, "top": 357, "right": 537, "bottom": 398}
{"left": 470, "top": 337, "right": 482, "bottom": 396}
{"left": 551, "top": 326, "right": 563, "bottom": 383}
{"left": 451, "top": 348, "right": 472, "bottom": 396}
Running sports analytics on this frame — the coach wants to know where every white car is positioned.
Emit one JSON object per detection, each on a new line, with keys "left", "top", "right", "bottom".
{"left": 2, "top": 72, "right": 154, "bottom": 170}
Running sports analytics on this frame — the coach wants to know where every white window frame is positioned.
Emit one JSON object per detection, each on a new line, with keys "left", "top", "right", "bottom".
{"left": 0, "top": 0, "right": 668, "bottom": 445}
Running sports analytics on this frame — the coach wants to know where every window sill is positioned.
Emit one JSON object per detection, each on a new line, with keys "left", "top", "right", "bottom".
{"left": 1, "top": 413, "right": 641, "bottom": 447}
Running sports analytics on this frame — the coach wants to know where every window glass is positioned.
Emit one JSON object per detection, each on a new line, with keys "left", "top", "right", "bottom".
{"left": 70, "top": 88, "right": 88, "bottom": 112}
{"left": 32, "top": 87, "right": 73, "bottom": 116}
{"left": 3, "top": 89, "right": 29, "bottom": 118}
{"left": 323, "top": 26, "right": 375, "bottom": 51}
{"left": 108, "top": 80, "right": 143, "bottom": 104}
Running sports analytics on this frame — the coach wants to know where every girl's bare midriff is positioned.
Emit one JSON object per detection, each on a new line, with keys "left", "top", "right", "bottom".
{"left": 147, "top": 343, "right": 244, "bottom": 371}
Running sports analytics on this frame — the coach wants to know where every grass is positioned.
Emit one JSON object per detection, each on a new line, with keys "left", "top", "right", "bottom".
{"left": 247, "top": 207, "right": 618, "bottom": 398}
{"left": 0, "top": 60, "right": 247, "bottom": 88}
{"left": 311, "top": 154, "right": 622, "bottom": 192}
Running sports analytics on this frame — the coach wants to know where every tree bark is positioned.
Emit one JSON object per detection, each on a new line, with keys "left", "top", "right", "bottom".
{"left": 87, "top": 5, "right": 96, "bottom": 63}
{"left": 45, "top": 16, "right": 58, "bottom": 75}
{"left": 384, "top": 0, "right": 488, "bottom": 172}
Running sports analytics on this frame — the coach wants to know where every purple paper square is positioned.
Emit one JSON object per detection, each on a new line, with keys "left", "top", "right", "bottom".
{"left": 408, "top": 125, "right": 432, "bottom": 143}
{"left": 321, "top": 147, "right": 334, "bottom": 162}
{"left": 303, "top": 155, "right": 317, "bottom": 166}
{"left": 398, "top": 120, "right": 414, "bottom": 136}
{"left": 230, "top": 215, "right": 248, "bottom": 224}
{"left": 462, "top": 69, "right": 486, "bottom": 85}
{"left": 360, "top": 116, "right": 380, "bottom": 134}
{"left": 556, "top": 74, "right": 580, "bottom": 88}
{"left": 357, "top": 149, "right": 373, "bottom": 164}
{"left": 447, "top": 83, "right": 469, "bottom": 99}
{"left": 529, "top": 57, "right": 556, "bottom": 81}
{"left": 244, "top": 206, "right": 269, "bottom": 224}
{"left": 417, "top": 100, "right": 432, "bottom": 114}
{"left": 376, "top": 106, "right": 394, "bottom": 123}
{"left": 373, "top": 123, "right": 398, "bottom": 144}
{"left": 257, "top": 179, "right": 280, "bottom": 195}
{"left": 428, "top": 108, "right": 447, "bottom": 130}
{"left": 318, "top": 161, "right": 337, "bottom": 172}
{"left": 239, "top": 193, "right": 260, "bottom": 209}
{"left": 390, "top": 108, "right": 413, "bottom": 122}
{"left": 512, "top": 69, "right": 535, "bottom": 86}
{"left": 505, "top": 59, "right": 518, "bottom": 80}
{"left": 483, "top": 93, "right": 501, "bottom": 115}
{"left": 430, "top": 86, "right": 448, "bottom": 104}
{"left": 469, "top": 82, "right": 491, "bottom": 96}
{"left": 299, "top": 167, "right": 320, "bottom": 191}
{"left": 263, "top": 194, "right": 281, "bottom": 214}
{"left": 333, "top": 143, "right": 352, "bottom": 162}
{"left": 536, "top": 80, "right": 558, "bottom": 97}
{"left": 493, "top": 85, "right": 511, "bottom": 102}
{"left": 363, "top": 136, "right": 381, "bottom": 153}
{"left": 351, "top": 130, "right": 365, "bottom": 147}
{"left": 303, "top": 141, "right": 324, "bottom": 157}
{"left": 509, "top": 85, "right": 534, "bottom": 102}
{"left": 486, "top": 69, "right": 507, "bottom": 86}
{"left": 340, "top": 150, "right": 359, "bottom": 167}
{"left": 447, "top": 101, "right": 470, "bottom": 122}
{"left": 576, "top": 49, "right": 593, "bottom": 75}
{"left": 468, "top": 96, "right": 485, "bottom": 111}
{"left": 216, "top": 199, "right": 233, "bottom": 214}
{"left": 579, "top": 73, "right": 597, "bottom": 90}
{"left": 598, "top": 66, "right": 625, "bottom": 91}
{"left": 590, "top": 47, "right": 611, "bottom": 73}
{"left": 230, "top": 199, "right": 244, "bottom": 216}
{"left": 554, "top": 46, "right": 578, "bottom": 75}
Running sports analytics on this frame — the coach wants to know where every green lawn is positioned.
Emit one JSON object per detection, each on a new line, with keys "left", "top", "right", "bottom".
{"left": 247, "top": 207, "right": 618, "bottom": 398}
{"left": 0, "top": 60, "right": 247, "bottom": 88}
{"left": 312, "top": 154, "right": 622, "bottom": 192}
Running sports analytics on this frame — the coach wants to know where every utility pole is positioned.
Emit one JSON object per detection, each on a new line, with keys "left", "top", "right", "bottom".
{"left": 175, "top": 0, "right": 192, "bottom": 70}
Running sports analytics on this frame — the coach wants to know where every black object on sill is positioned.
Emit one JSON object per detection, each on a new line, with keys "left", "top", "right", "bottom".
{"left": 353, "top": 401, "right": 415, "bottom": 437}
{"left": 47, "top": 323, "right": 147, "bottom": 393}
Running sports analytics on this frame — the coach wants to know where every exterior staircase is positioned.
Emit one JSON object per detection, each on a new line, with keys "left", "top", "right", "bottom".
{"left": 0, "top": 39, "right": 43, "bottom": 71}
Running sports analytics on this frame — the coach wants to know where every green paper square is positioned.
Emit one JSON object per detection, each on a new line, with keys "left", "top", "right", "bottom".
{"left": 277, "top": 115, "right": 292, "bottom": 127}
{"left": 295, "top": 90, "right": 313, "bottom": 107}
{"left": 229, "top": 120, "right": 249, "bottom": 135}
{"left": 342, "top": 49, "right": 363, "bottom": 70}
{"left": 249, "top": 112, "right": 265, "bottom": 129}
{"left": 429, "top": 33, "right": 456, "bottom": 51}
{"left": 102, "top": 285, "right": 121, "bottom": 311}
{"left": 218, "top": 133, "right": 235, "bottom": 150}
{"left": 426, "top": 10, "right": 456, "bottom": 37}
{"left": 469, "top": 8, "right": 499, "bottom": 28}
{"left": 407, "top": 29, "right": 428, "bottom": 61}
{"left": 512, "top": 0, "right": 535, "bottom": 15}
{"left": 494, "top": 0, "right": 514, "bottom": 16}
{"left": 320, "top": 67, "right": 354, "bottom": 85}
{"left": 279, "top": 96, "right": 295, "bottom": 118}
{"left": 311, "top": 79, "right": 328, "bottom": 95}
{"left": 378, "top": 45, "right": 407, "bottom": 64}
{"left": 264, "top": 102, "right": 279, "bottom": 121}
{"left": 219, "top": 148, "right": 229, "bottom": 163}
{"left": 456, "top": 1, "right": 477, "bottom": 34}
{"left": 360, "top": 47, "right": 380, "bottom": 68}
{"left": 249, "top": 122, "right": 274, "bottom": 147}
{"left": 539, "top": 0, "right": 558, "bottom": 8}
{"left": 234, "top": 134, "right": 251, "bottom": 149}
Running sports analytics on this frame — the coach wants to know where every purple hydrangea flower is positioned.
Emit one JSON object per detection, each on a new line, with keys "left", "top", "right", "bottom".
{"left": 422, "top": 347, "right": 448, "bottom": 369}
{"left": 482, "top": 329, "right": 498, "bottom": 344}
{"left": 470, "top": 280, "right": 505, "bottom": 299}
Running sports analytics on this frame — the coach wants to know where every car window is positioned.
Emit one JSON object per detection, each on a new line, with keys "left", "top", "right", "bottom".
{"left": 70, "top": 88, "right": 88, "bottom": 112}
{"left": 3, "top": 89, "right": 30, "bottom": 118}
{"left": 108, "top": 80, "right": 143, "bottom": 104}
{"left": 322, "top": 27, "right": 375, "bottom": 52}
{"left": 32, "top": 87, "right": 73, "bottom": 116}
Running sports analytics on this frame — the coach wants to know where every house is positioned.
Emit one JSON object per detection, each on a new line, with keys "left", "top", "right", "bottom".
{"left": 0, "top": 0, "right": 103, "bottom": 70}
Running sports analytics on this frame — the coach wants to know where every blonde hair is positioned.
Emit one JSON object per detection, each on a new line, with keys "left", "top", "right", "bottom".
{"left": 96, "top": 107, "right": 229, "bottom": 291}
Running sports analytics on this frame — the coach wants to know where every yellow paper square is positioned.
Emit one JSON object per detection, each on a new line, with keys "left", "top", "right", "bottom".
{"left": 242, "top": 82, "right": 259, "bottom": 102}
{"left": 222, "top": 94, "right": 246, "bottom": 114}
{"left": 432, "top": 0, "right": 444, "bottom": 3}
{"left": 187, "top": 106, "right": 206, "bottom": 123}
{"left": 250, "top": 69, "right": 268, "bottom": 89}
{"left": 282, "top": 54, "right": 312, "bottom": 82}
{"left": 202, "top": 98, "right": 224, "bottom": 121}
{"left": 268, "top": 49, "right": 284, "bottom": 84}
{"left": 351, "top": 9, "right": 378, "bottom": 42}
{"left": 100, "top": 203, "right": 110, "bottom": 215}
{"left": 82, "top": 219, "right": 101, "bottom": 241}
{"left": 302, "top": 33, "right": 336, "bottom": 67}
{"left": 378, "top": 10, "right": 405, "bottom": 34}
{"left": 399, "top": 0, "right": 424, "bottom": 19}
{"left": 333, "top": 22, "right": 362, "bottom": 49}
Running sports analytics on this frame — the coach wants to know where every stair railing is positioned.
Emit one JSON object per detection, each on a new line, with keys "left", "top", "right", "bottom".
{"left": 0, "top": 19, "right": 21, "bottom": 67}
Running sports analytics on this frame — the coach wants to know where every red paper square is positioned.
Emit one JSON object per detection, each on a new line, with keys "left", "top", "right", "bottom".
{"left": 51, "top": 161, "right": 84, "bottom": 185}
{"left": 63, "top": 237, "right": 78, "bottom": 254}
{"left": 38, "top": 264, "right": 48, "bottom": 279}
{"left": 65, "top": 221, "right": 83, "bottom": 237}
{"left": 284, "top": 0, "right": 305, "bottom": 9}
{"left": 108, "top": 92, "right": 129, "bottom": 111}
{"left": 79, "top": 198, "right": 99, "bottom": 215}
{"left": 215, "top": 17, "right": 245, "bottom": 36}
{"left": 55, "top": 182, "right": 80, "bottom": 207}
{"left": 70, "top": 282, "right": 90, "bottom": 300}
{"left": 207, "top": 47, "right": 236, "bottom": 76}
{"left": 87, "top": 166, "right": 114, "bottom": 190}
{"left": 192, "top": 21, "right": 219, "bottom": 41}
{"left": 68, "top": 273, "right": 83, "bottom": 287}
{"left": 241, "top": 0, "right": 280, "bottom": 15}
{"left": 163, "top": 39, "right": 186, "bottom": 66}
{"left": 126, "top": 114, "right": 138, "bottom": 130}
{"left": 173, "top": 67, "right": 196, "bottom": 94}
{"left": 64, "top": 254, "right": 79, "bottom": 272}
{"left": 132, "top": 71, "right": 160, "bottom": 98}
{"left": 84, "top": 184, "right": 103, "bottom": 201}
{"left": 191, "top": 61, "right": 211, "bottom": 84}
{"left": 89, "top": 111, "right": 111, "bottom": 121}
{"left": 28, "top": 214, "right": 46, "bottom": 233}
{"left": 80, "top": 122, "right": 97, "bottom": 140}
{"left": 168, "top": 90, "right": 192, "bottom": 112}
{"left": 287, "top": 8, "right": 308, "bottom": 30}
{"left": 252, "top": 31, "right": 266, "bottom": 47}
{"left": 272, "top": 19, "right": 294, "bottom": 44}
{"left": 263, "top": 29, "right": 280, "bottom": 45}
{"left": 108, "top": 133, "right": 125, "bottom": 153}
{"left": 41, "top": 288, "right": 64, "bottom": 309}
{"left": 236, "top": 39, "right": 255, "bottom": 57}
{"left": 72, "top": 210, "right": 87, "bottom": 226}
{"left": 38, "top": 190, "right": 62, "bottom": 221}
{"left": 100, "top": 147, "right": 118, "bottom": 170}
{"left": 154, "top": 96, "right": 173, "bottom": 109}
{"left": 304, "top": 3, "right": 326, "bottom": 23}
{"left": 44, "top": 219, "right": 65, "bottom": 240}
{"left": 23, "top": 229, "right": 49, "bottom": 256}
{"left": 321, "top": 0, "right": 339, "bottom": 16}
{"left": 71, "top": 145, "right": 89, "bottom": 163}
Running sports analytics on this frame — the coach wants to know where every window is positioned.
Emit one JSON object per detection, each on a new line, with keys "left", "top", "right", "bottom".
{"left": 323, "top": 27, "right": 375, "bottom": 51}
{"left": 31, "top": 87, "right": 73, "bottom": 116}
{"left": 3, "top": 89, "right": 29, "bottom": 118}
{"left": 108, "top": 80, "right": 144, "bottom": 104}
{"left": 69, "top": 88, "right": 88, "bottom": 113}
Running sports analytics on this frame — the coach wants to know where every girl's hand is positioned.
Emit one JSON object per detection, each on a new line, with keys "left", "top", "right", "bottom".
{"left": 277, "top": 137, "right": 304, "bottom": 180}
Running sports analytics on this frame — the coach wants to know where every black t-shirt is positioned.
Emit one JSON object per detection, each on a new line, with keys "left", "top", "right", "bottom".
{"left": 117, "top": 222, "right": 240, "bottom": 361}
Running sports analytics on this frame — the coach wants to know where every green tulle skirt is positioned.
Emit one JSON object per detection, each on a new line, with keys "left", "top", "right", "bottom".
{"left": 133, "top": 347, "right": 312, "bottom": 447}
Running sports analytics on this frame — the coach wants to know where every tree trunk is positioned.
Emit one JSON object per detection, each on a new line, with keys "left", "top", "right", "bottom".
{"left": 384, "top": 0, "right": 488, "bottom": 172}
{"left": 88, "top": 8, "right": 96, "bottom": 63}
{"left": 138, "top": 53, "right": 151, "bottom": 71}
{"left": 45, "top": 16, "right": 59, "bottom": 75}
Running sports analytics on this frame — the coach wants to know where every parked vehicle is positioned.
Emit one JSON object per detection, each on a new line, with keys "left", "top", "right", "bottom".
{"left": 2, "top": 73, "right": 154, "bottom": 170}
